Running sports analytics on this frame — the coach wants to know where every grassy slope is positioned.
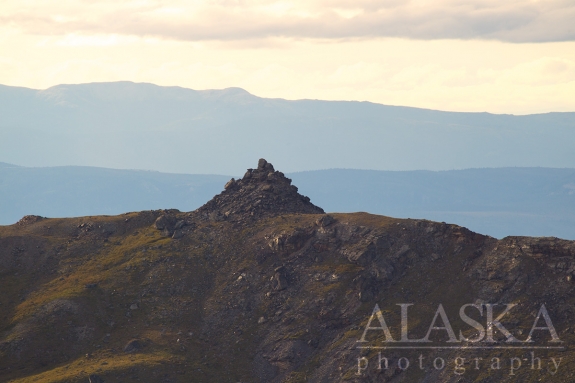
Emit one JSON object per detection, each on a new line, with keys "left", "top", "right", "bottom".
{"left": 1, "top": 212, "right": 575, "bottom": 382}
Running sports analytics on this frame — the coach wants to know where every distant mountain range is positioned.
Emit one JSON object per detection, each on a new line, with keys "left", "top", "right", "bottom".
{"left": 1, "top": 162, "right": 573, "bottom": 239}
{"left": 0, "top": 162, "right": 229, "bottom": 223}
{"left": 1, "top": 81, "right": 575, "bottom": 175}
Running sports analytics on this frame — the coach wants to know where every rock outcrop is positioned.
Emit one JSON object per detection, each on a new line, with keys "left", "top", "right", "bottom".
{"left": 193, "top": 158, "right": 324, "bottom": 222}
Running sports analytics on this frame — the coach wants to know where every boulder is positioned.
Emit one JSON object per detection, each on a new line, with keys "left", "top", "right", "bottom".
{"left": 316, "top": 215, "right": 335, "bottom": 227}
{"left": 154, "top": 215, "right": 169, "bottom": 230}
{"left": 123, "top": 339, "right": 142, "bottom": 353}
{"left": 224, "top": 178, "right": 236, "bottom": 190}
{"left": 273, "top": 267, "right": 289, "bottom": 291}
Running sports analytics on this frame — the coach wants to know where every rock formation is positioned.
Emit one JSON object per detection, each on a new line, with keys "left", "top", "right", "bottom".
{"left": 193, "top": 158, "right": 324, "bottom": 222}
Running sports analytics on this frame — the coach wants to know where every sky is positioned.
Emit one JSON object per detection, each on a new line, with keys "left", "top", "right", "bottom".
{"left": 1, "top": 0, "right": 575, "bottom": 114}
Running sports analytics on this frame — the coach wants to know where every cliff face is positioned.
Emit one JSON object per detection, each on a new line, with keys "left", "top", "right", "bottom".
{"left": 1, "top": 160, "right": 574, "bottom": 383}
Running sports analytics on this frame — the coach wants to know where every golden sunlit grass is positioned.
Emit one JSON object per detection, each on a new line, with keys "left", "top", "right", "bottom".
{"left": 7, "top": 351, "right": 178, "bottom": 383}
{"left": 13, "top": 226, "right": 171, "bottom": 322}
{"left": 331, "top": 212, "right": 399, "bottom": 228}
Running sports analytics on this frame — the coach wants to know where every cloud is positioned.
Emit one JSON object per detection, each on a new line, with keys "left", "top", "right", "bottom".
{"left": 1, "top": 0, "right": 575, "bottom": 43}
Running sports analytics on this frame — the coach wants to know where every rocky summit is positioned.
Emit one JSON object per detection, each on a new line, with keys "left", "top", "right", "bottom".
{"left": 1, "top": 159, "right": 575, "bottom": 383}
{"left": 195, "top": 158, "right": 324, "bottom": 221}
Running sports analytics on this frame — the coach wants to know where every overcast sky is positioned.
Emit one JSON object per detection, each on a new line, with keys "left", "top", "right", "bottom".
{"left": 1, "top": 0, "right": 574, "bottom": 113}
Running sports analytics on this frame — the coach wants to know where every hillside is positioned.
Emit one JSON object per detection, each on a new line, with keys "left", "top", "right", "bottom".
{"left": 1, "top": 82, "right": 574, "bottom": 175}
{"left": 1, "top": 164, "right": 574, "bottom": 239}
{"left": 1, "top": 160, "right": 574, "bottom": 382}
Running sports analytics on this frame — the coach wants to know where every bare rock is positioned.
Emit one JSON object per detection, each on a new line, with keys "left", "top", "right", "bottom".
{"left": 273, "top": 266, "right": 289, "bottom": 291}
{"left": 258, "top": 158, "right": 275, "bottom": 172}
{"left": 193, "top": 159, "right": 324, "bottom": 222}
{"left": 123, "top": 339, "right": 142, "bottom": 353}
{"left": 174, "top": 220, "right": 185, "bottom": 230}
{"left": 154, "top": 215, "right": 169, "bottom": 230}
{"left": 16, "top": 215, "right": 45, "bottom": 226}
{"left": 316, "top": 214, "right": 335, "bottom": 227}
{"left": 224, "top": 178, "right": 236, "bottom": 190}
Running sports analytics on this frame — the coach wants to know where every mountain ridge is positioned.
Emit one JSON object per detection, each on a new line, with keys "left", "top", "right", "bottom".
{"left": 1, "top": 163, "right": 573, "bottom": 239}
{"left": 1, "top": 81, "right": 574, "bottom": 175}
{"left": 5, "top": 81, "right": 575, "bottom": 116}
{"left": 1, "top": 159, "right": 575, "bottom": 382}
